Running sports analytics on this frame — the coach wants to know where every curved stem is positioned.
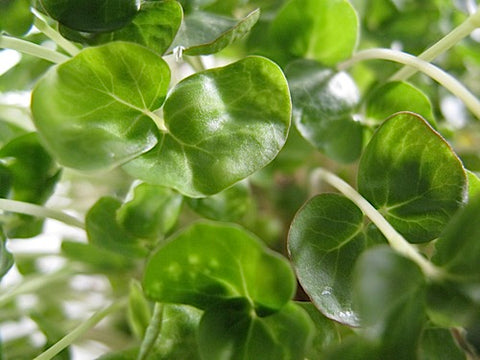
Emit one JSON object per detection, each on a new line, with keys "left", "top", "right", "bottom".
{"left": 33, "top": 298, "right": 128, "bottom": 360}
{"left": 137, "top": 302, "right": 164, "bottom": 360}
{"left": 0, "top": 35, "right": 69, "bottom": 64}
{"left": 32, "top": 8, "right": 80, "bottom": 57}
{"left": 391, "top": 9, "right": 480, "bottom": 81}
{"left": 0, "top": 198, "right": 85, "bottom": 230}
{"left": 337, "top": 48, "right": 480, "bottom": 120}
{"left": 312, "top": 168, "right": 443, "bottom": 280}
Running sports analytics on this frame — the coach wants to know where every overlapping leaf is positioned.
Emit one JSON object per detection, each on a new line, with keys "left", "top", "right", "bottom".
{"left": 123, "top": 56, "right": 291, "bottom": 197}
{"left": 31, "top": 42, "right": 170, "bottom": 171}
{"left": 358, "top": 112, "right": 467, "bottom": 243}
{"left": 143, "top": 222, "right": 296, "bottom": 314}
{"left": 286, "top": 59, "right": 363, "bottom": 163}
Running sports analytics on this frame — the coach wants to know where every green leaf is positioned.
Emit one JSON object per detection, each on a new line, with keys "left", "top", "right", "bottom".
{"left": 123, "top": 56, "right": 291, "bottom": 197}
{"left": 432, "top": 195, "right": 480, "bottom": 281}
{"left": 185, "top": 181, "right": 252, "bottom": 222}
{"left": 127, "top": 280, "right": 151, "bottom": 340}
{"left": 169, "top": 8, "right": 260, "bottom": 56}
{"left": 98, "top": 1, "right": 183, "bottom": 55}
{"left": 365, "top": 81, "right": 436, "bottom": 127}
{"left": 353, "top": 246, "right": 426, "bottom": 359}
{"left": 419, "top": 327, "right": 466, "bottom": 360}
{"left": 197, "top": 299, "right": 313, "bottom": 360}
{"left": 270, "top": 0, "right": 358, "bottom": 65}
{"left": 322, "top": 336, "right": 381, "bottom": 360}
{"left": 31, "top": 42, "right": 170, "bottom": 171}
{"left": 143, "top": 222, "right": 296, "bottom": 314}
{"left": 86, "top": 197, "right": 148, "bottom": 258}
{"left": 288, "top": 193, "right": 384, "bottom": 326}
{"left": 0, "top": 0, "right": 33, "bottom": 36}
{"left": 467, "top": 170, "right": 480, "bottom": 199}
{"left": 358, "top": 112, "right": 467, "bottom": 243}
{"left": 37, "top": 0, "right": 139, "bottom": 32}
{"left": 116, "top": 183, "right": 183, "bottom": 239}
{"left": 285, "top": 59, "right": 363, "bottom": 163}
{"left": 0, "top": 228, "right": 13, "bottom": 281}
{"left": 0, "top": 120, "right": 27, "bottom": 147}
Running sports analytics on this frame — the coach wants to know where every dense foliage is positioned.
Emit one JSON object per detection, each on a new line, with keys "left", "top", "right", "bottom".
{"left": 1, "top": 0, "right": 480, "bottom": 359}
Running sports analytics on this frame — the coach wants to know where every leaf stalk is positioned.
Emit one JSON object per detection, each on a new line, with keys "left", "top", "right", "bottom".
{"left": 0, "top": 34, "right": 69, "bottom": 63}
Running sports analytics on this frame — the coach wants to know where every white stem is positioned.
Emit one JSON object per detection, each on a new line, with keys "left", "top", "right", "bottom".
{"left": 391, "top": 9, "right": 480, "bottom": 81}
{"left": 32, "top": 8, "right": 80, "bottom": 57}
{"left": 33, "top": 298, "right": 127, "bottom": 360}
{"left": 337, "top": 48, "right": 480, "bottom": 120}
{"left": 0, "top": 35, "right": 69, "bottom": 64}
{"left": 313, "top": 168, "right": 443, "bottom": 279}
{"left": 0, "top": 198, "right": 85, "bottom": 230}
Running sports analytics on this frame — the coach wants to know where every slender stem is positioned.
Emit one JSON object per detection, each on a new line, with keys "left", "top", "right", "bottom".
{"left": 391, "top": 9, "right": 480, "bottom": 81}
{"left": 137, "top": 303, "right": 164, "bottom": 360}
{"left": 337, "top": 48, "right": 480, "bottom": 120}
{"left": 0, "top": 198, "right": 85, "bottom": 230}
{"left": 0, "top": 269, "right": 73, "bottom": 307}
{"left": 32, "top": 8, "right": 80, "bottom": 57}
{"left": 0, "top": 35, "right": 69, "bottom": 63}
{"left": 33, "top": 298, "right": 128, "bottom": 360}
{"left": 313, "top": 168, "right": 443, "bottom": 280}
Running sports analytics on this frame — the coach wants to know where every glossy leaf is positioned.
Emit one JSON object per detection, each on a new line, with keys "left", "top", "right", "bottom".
{"left": 86, "top": 197, "right": 148, "bottom": 258}
{"left": 285, "top": 59, "right": 363, "bottom": 163}
{"left": 358, "top": 112, "right": 467, "bottom": 243}
{"left": 99, "top": 1, "right": 183, "bottom": 55}
{"left": 365, "top": 81, "right": 436, "bottom": 126}
{"left": 32, "top": 42, "right": 170, "bottom": 171}
{"left": 0, "top": 228, "right": 13, "bottom": 281}
{"left": 288, "top": 193, "right": 384, "bottom": 326}
{"left": 270, "top": 0, "right": 358, "bottom": 65}
{"left": 123, "top": 56, "right": 291, "bottom": 197}
{"left": 116, "top": 183, "right": 183, "bottom": 239}
{"left": 353, "top": 246, "right": 426, "bottom": 359}
{"left": 198, "top": 299, "right": 313, "bottom": 360}
{"left": 432, "top": 195, "right": 480, "bottom": 281}
{"left": 185, "top": 181, "right": 252, "bottom": 221}
{"left": 37, "top": 0, "right": 139, "bottom": 32}
{"left": 169, "top": 8, "right": 260, "bottom": 55}
{"left": 0, "top": 0, "right": 33, "bottom": 36}
{"left": 419, "top": 327, "right": 466, "bottom": 360}
{"left": 143, "top": 222, "right": 296, "bottom": 314}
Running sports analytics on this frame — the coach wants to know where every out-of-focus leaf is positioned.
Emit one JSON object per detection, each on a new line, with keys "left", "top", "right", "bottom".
{"left": 0, "top": 228, "right": 13, "bottom": 281}
{"left": 0, "top": 0, "right": 33, "bottom": 36}
{"left": 419, "top": 327, "right": 466, "bottom": 360}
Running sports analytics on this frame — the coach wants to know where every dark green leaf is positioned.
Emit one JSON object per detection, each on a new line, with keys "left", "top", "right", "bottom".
{"left": 86, "top": 197, "right": 148, "bottom": 258}
{"left": 419, "top": 327, "right": 466, "bottom": 360}
{"left": 288, "top": 193, "right": 384, "bottom": 326}
{"left": 143, "top": 222, "right": 296, "bottom": 314}
{"left": 99, "top": 1, "right": 183, "bottom": 55}
{"left": 37, "top": 0, "right": 139, "bottom": 32}
{"left": 285, "top": 59, "right": 363, "bottom": 163}
{"left": 185, "top": 181, "right": 252, "bottom": 222}
{"left": 0, "top": 0, "right": 33, "bottom": 36}
{"left": 365, "top": 81, "right": 436, "bottom": 126}
{"left": 321, "top": 336, "right": 381, "bottom": 360}
{"left": 432, "top": 195, "right": 480, "bottom": 281}
{"left": 198, "top": 299, "right": 313, "bottom": 360}
{"left": 116, "top": 183, "right": 183, "bottom": 239}
{"left": 270, "top": 0, "right": 358, "bottom": 65}
{"left": 169, "top": 8, "right": 260, "bottom": 56}
{"left": 123, "top": 56, "right": 291, "bottom": 197}
{"left": 32, "top": 42, "right": 170, "bottom": 171}
{"left": 358, "top": 112, "right": 467, "bottom": 243}
{"left": 353, "top": 246, "right": 426, "bottom": 359}
{"left": 0, "top": 228, "right": 13, "bottom": 281}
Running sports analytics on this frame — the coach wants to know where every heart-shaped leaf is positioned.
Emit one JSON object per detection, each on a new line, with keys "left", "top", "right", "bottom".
{"left": 37, "top": 0, "right": 139, "bottom": 32}
{"left": 288, "top": 193, "right": 385, "bottom": 326}
{"left": 143, "top": 222, "right": 296, "bottom": 314}
{"left": 31, "top": 42, "right": 170, "bottom": 171}
{"left": 270, "top": 0, "right": 358, "bottom": 65}
{"left": 198, "top": 299, "right": 313, "bottom": 360}
{"left": 123, "top": 56, "right": 291, "bottom": 197}
{"left": 285, "top": 59, "right": 363, "bottom": 163}
{"left": 169, "top": 8, "right": 260, "bottom": 56}
{"left": 358, "top": 112, "right": 467, "bottom": 243}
